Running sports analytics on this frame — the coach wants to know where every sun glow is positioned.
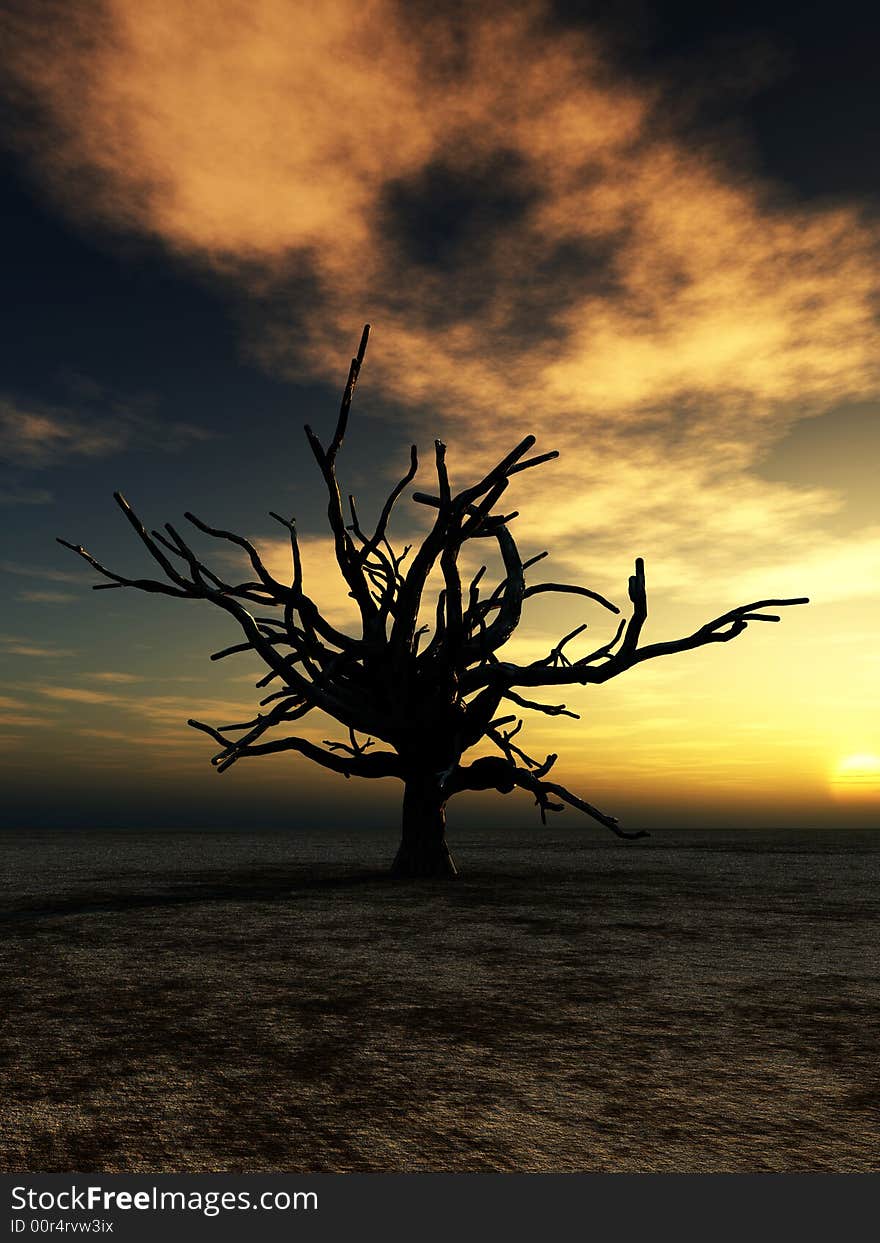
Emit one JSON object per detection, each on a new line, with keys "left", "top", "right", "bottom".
{"left": 830, "top": 752, "right": 880, "bottom": 799}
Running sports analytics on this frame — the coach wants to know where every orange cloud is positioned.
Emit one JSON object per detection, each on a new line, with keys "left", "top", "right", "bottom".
{"left": 6, "top": 2, "right": 877, "bottom": 434}
{"left": 40, "top": 686, "right": 123, "bottom": 704}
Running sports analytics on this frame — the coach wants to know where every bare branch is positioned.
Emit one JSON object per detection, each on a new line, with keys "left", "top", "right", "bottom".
{"left": 503, "top": 689, "right": 580, "bottom": 719}
{"left": 507, "top": 449, "right": 559, "bottom": 475}
{"left": 113, "top": 492, "right": 193, "bottom": 590}
{"left": 328, "top": 323, "right": 370, "bottom": 464}
{"left": 489, "top": 572, "right": 809, "bottom": 689}
{"left": 57, "top": 538, "right": 191, "bottom": 598}
{"left": 301, "top": 325, "right": 381, "bottom": 634}
{"left": 523, "top": 582, "right": 619, "bottom": 614}
{"left": 574, "top": 617, "right": 627, "bottom": 666}
{"left": 455, "top": 434, "right": 536, "bottom": 508}
{"left": 269, "top": 511, "right": 303, "bottom": 596}
{"left": 435, "top": 439, "right": 451, "bottom": 509}
{"left": 322, "top": 726, "right": 374, "bottom": 757}
{"left": 513, "top": 770, "right": 649, "bottom": 838}
{"left": 362, "top": 445, "right": 418, "bottom": 560}
{"left": 183, "top": 510, "right": 287, "bottom": 598}
{"left": 532, "top": 623, "right": 589, "bottom": 669}
{"left": 187, "top": 717, "right": 399, "bottom": 779}
{"left": 619, "top": 556, "right": 647, "bottom": 659}
{"left": 485, "top": 722, "right": 555, "bottom": 773}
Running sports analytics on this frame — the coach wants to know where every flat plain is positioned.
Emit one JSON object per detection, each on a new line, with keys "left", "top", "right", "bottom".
{"left": 1, "top": 826, "right": 877, "bottom": 1172}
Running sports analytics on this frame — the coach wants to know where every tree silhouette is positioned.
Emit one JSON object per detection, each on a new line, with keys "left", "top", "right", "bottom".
{"left": 59, "top": 326, "right": 808, "bottom": 875}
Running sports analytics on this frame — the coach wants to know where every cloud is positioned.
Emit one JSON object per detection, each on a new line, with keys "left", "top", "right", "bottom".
{"left": 136, "top": 694, "right": 261, "bottom": 728}
{"left": 40, "top": 686, "right": 122, "bottom": 704}
{"left": 697, "top": 528, "right": 880, "bottom": 609}
{"left": 0, "top": 400, "right": 126, "bottom": 466}
{"left": 0, "top": 695, "right": 38, "bottom": 711}
{"left": 0, "top": 395, "right": 214, "bottom": 467}
{"left": 1, "top": 560, "right": 83, "bottom": 583}
{"left": 6, "top": 4, "right": 876, "bottom": 405}
{"left": 17, "top": 590, "right": 77, "bottom": 603}
{"left": 88, "top": 671, "right": 143, "bottom": 683}
{"left": 0, "top": 692, "right": 61, "bottom": 727}
{"left": 37, "top": 682, "right": 264, "bottom": 726}
{"left": 4, "top": 0, "right": 878, "bottom": 614}
{"left": 76, "top": 727, "right": 135, "bottom": 740}
{"left": 0, "top": 483, "right": 53, "bottom": 505}
{"left": 0, "top": 634, "right": 74, "bottom": 658}
{"left": 27, "top": 670, "right": 370, "bottom": 762}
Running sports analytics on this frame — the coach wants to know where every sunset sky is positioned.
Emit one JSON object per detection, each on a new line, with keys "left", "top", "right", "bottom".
{"left": 1, "top": 0, "right": 877, "bottom": 833}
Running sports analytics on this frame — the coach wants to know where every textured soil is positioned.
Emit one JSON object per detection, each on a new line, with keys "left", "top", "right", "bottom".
{"left": 1, "top": 828, "right": 877, "bottom": 1172}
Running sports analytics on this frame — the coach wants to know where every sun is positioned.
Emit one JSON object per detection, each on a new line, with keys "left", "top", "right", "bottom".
{"left": 830, "top": 753, "right": 880, "bottom": 799}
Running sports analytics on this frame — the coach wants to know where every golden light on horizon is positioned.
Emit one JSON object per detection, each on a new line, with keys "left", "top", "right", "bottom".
{"left": 830, "top": 752, "right": 880, "bottom": 800}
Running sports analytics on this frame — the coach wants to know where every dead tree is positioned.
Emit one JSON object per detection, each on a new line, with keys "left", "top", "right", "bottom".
{"left": 58, "top": 326, "right": 808, "bottom": 875}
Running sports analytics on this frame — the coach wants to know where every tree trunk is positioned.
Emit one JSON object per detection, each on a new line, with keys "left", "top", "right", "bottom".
{"left": 390, "top": 774, "right": 458, "bottom": 877}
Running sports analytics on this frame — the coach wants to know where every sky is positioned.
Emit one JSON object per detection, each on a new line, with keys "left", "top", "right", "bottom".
{"left": 0, "top": 0, "right": 878, "bottom": 833}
